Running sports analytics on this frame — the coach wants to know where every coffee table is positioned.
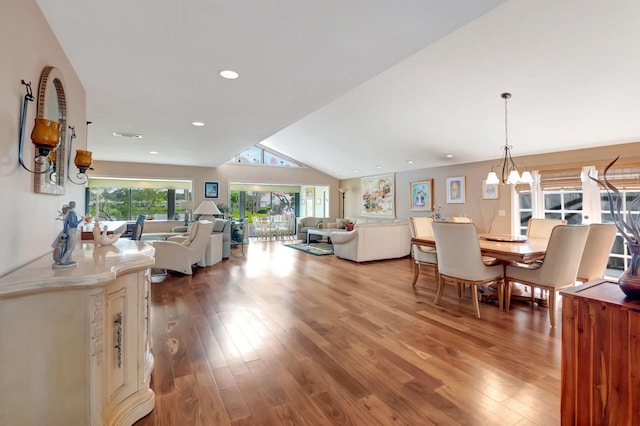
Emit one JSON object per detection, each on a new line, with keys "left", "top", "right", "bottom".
{"left": 306, "top": 229, "right": 333, "bottom": 245}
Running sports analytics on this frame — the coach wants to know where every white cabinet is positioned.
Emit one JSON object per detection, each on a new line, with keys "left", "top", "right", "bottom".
{"left": 0, "top": 240, "right": 155, "bottom": 426}
{"left": 198, "top": 233, "right": 223, "bottom": 267}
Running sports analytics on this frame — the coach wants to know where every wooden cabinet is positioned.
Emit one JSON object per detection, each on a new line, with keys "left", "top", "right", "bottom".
{"left": 0, "top": 240, "right": 155, "bottom": 426}
{"left": 560, "top": 279, "right": 640, "bottom": 425}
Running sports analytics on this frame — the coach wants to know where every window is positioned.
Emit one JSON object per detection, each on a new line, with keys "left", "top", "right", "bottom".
{"left": 87, "top": 178, "right": 192, "bottom": 221}
{"left": 543, "top": 190, "right": 583, "bottom": 224}
{"left": 601, "top": 189, "right": 640, "bottom": 276}
{"left": 227, "top": 144, "right": 303, "bottom": 168}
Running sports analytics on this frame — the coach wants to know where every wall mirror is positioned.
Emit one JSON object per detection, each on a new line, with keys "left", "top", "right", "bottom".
{"left": 34, "top": 66, "right": 67, "bottom": 195}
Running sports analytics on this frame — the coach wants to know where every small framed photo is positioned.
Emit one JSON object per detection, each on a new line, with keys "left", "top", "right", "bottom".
{"left": 482, "top": 180, "right": 499, "bottom": 200}
{"left": 204, "top": 181, "right": 219, "bottom": 199}
{"left": 446, "top": 176, "right": 465, "bottom": 204}
{"left": 410, "top": 179, "right": 434, "bottom": 211}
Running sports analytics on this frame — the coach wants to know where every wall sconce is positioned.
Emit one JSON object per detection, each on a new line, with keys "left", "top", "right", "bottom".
{"left": 67, "top": 124, "right": 94, "bottom": 185}
{"left": 18, "top": 80, "right": 58, "bottom": 173}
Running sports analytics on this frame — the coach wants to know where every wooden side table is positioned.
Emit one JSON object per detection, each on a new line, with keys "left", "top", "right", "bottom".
{"left": 560, "top": 279, "right": 640, "bottom": 424}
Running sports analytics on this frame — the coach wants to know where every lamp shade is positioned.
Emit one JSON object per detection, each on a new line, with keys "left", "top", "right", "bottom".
{"left": 194, "top": 200, "right": 221, "bottom": 216}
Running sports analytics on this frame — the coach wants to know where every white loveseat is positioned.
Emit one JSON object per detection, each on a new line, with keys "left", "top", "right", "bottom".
{"left": 330, "top": 220, "right": 411, "bottom": 262}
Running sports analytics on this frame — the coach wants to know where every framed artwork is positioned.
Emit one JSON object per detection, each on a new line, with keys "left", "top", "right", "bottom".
{"left": 410, "top": 179, "right": 434, "bottom": 211}
{"left": 482, "top": 179, "right": 499, "bottom": 200}
{"left": 361, "top": 173, "right": 395, "bottom": 217}
{"left": 204, "top": 181, "right": 219, "bottom": 199}
{"left": 446, "top": 176, "right": 465, "bottom": 204}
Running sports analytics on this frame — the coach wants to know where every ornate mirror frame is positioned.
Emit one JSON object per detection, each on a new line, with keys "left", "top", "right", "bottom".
{"left": 34, "top": 66, "right": 67, "bottom": 195}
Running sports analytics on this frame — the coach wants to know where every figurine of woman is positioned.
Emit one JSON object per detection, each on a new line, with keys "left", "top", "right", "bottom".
{"left": 52, "top": 201, "right": 80, "bottom": 268}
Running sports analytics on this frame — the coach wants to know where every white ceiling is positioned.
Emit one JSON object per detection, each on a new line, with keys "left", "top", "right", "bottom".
{"left": 36, "top": 0, "right": 640, "bottom": 179}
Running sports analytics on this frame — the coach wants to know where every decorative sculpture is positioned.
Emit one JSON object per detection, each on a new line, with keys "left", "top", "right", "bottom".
{"left": 92, "top": 218, "right": 126, "bottom": 245}
{"left": 52, "top": 201, "right": 80, "bottom": 268}
{"left": 590, "top": 157, "right": 640, "bottom": 298}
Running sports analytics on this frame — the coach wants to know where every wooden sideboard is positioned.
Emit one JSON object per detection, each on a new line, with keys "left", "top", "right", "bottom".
{"left": 0, "top": 239, "right": 155, "bottom": 426}
{"left": 560, "top": 279, "right": 640, "bottom": 424}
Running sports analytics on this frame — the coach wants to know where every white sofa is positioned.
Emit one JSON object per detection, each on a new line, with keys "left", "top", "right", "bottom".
{"left": 330, "top": 220, "right": 411, "bottom": 262}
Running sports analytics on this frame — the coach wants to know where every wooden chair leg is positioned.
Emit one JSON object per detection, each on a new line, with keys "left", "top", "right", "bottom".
{"left": 548, "top": 289, "right": 557, "bottom": 327}
{"left": 412, "top": 262, "right": 420, "bottom": 286}
{"left": 471, "top": 284, "right": 481, "bottom": 319}
{"left": 434, "top": 274, "right": 445, "bottom": 304}
{"left": 456, "top": 281, "right": 462, "bottom": 298}
{"left": 505, "top": 280, "right": 512, "bottom": 312}
{"left": 497, "top": 279, "right": 504, "bottom": 311}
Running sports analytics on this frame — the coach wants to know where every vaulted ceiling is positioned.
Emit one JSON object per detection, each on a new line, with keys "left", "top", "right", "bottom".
{"left": 36, "top": 0, "right": 640, "bottom": 178}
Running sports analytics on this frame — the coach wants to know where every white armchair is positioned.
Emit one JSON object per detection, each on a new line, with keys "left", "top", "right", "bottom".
{"left": 151, "top": 220, "right": 214, "bottom": 275}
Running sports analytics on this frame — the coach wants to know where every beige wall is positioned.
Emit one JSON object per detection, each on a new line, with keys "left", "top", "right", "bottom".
{"left": 0, "top": 0, "right": 87, "bottom": 276}
{"left": 340, "top": 142, "right": 640, "bottom": 234}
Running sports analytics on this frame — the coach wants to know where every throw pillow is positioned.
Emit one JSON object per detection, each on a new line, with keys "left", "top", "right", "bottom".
{"left": 336, "top": 218, "right": 348, "bottom": 229}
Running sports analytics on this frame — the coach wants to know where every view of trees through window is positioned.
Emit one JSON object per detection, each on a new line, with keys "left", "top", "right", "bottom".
{"left": 87, "top": 186, "right": 189, "bottom": 221}
{"left": 229, "top": 190, "right": 296, "bottom": 222}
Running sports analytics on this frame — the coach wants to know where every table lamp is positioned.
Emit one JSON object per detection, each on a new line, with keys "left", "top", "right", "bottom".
{"left": 193, "top": 200, "right": 221, "bottom": 220}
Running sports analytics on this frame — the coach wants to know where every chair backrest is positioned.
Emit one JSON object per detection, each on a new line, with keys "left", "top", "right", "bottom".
{"left": 450, "top": 216, "right": 472, "bottom": 223}
{"left": 131, "top": 214, "right": 148, "bottom": 240}
{"left": 536, "top": 225, "right": 590, "bottom": 286}
{"left": 526, "top": 218, "right": 566, "bottom": 239}
{"left": 432, "top": 222, "right": 491, "bottom": 280}
{"left": 576, "top": 223, "right": 617, "bottom": 282}
{"left": 409, "top": 216, "right": 434, "bottom": 238}
{"left": 187, "top": 220, "right": 214, "bottom": 258}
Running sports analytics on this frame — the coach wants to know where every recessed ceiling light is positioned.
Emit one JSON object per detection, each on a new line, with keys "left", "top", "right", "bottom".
{"left": 353, "top": 169, "right": 359, "bottom": 173}
{"left": 445, "top": 154, "right": 453, "bottom": 159}
{"left": 406, "top": 160, "right": 413, "bottom": 164}
{"left": 192, "top": 121, "right": 205, "bottom": 127}
{"left": 219, "top": 70, "right": 239, "bottom": 79}
{"left": 376, "top": 165, "right": 382, "bottom": 169}
{"left": 149, "top": 151, "right": 158, "bottom": 155}
{"left": 113, "top": 132, "right": 142, "bottom": 138}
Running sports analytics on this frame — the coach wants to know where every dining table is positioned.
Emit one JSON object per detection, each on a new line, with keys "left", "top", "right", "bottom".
{"left": 411, "top": 233, "right": 548, "bottom": 264}
{"left": 411, "top": 233, "right": 550, "bottom": 306}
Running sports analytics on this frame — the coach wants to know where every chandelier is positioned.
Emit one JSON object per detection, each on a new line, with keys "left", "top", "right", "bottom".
{"left": 486, "top": 93, "right": 533, "bottom": 185}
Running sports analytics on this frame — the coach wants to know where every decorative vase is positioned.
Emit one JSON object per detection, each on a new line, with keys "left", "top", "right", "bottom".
{"left": 31, "top": 118, "right": 61, "bottom": 155}
{"left": 618, "top": 243, "right": 640, "bottom": 299}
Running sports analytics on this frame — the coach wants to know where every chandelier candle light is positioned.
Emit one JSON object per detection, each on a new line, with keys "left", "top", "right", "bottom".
{"left": 486, "top": 93, "right": 533, "bottom": 185}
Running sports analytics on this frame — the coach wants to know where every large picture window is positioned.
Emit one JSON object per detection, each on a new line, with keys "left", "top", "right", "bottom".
{"left": 87, "top": 178, "right": 192, "bottom": 221}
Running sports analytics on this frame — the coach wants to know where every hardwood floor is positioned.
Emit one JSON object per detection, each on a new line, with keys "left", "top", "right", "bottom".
{"left": 135, "top": 240, "right": 561, "bottom": 425}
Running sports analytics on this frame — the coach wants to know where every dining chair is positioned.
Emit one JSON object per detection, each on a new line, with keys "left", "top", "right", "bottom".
{"left": 432, "top": 222, "right": 505, "bottom": 318}
{"left": 576, "top": 223, "right": 617, "bottom": 283}
{"left": 130, "top": 214, "right": 148, "bottom": 241}
{"left": 526, "top": 218, "right": 566, "bottom": 239}
{"left": 408, "top": 217, "right": 438, "bottom": 287}
{"left": 505, "top": 225, "right": 589, "bottom": 327}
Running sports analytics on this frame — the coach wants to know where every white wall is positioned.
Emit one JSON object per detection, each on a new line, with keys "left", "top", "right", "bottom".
{"left": 0, "top": 0, "right": 87, "bottom": 276}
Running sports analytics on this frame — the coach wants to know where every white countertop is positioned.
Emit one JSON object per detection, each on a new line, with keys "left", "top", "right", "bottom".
{"left": 0, "top": 239, "right": 155, "bottom": 298}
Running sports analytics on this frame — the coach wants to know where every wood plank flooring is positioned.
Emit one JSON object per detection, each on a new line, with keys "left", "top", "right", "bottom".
{"left": 135, "top": 240, "right": 561, "bottom": 425}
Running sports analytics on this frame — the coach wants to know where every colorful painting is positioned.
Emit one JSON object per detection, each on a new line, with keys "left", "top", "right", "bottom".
{"left": 361, "top": 173, "right": 395, "bottom": 217}
{"left": 446, "top": 176, "right": 465, "bottom": 204}
{"left": 410, "top": 179, "right": 434, "bottom": 211}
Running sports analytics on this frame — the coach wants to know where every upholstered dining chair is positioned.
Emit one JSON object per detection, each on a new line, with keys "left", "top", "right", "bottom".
{"left": 576, "top": 223, "right": 617, "bottom": 283}
{"left": 151, "top": 220, "right": 214, "bottom": 275}
{"left": 408, "top": 217, "right": 438, "bottom": 286}
{"left": 431, "top": 222, "right": 505, "bottom": 318}
{"left": 526, "top": 218, "right": 567, "bottom": 239}
{"left": 505, "top": 225, "right": 589, "bottom": 327}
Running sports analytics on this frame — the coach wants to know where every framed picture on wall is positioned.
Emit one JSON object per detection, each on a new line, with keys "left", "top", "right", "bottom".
{"left": 361, "top": 173, "right": 395, "bottom": 217}
{"left": 410, "top": 179, "right": 434, "bottom": 211}
{"left": 204, "top": 181, "right": 219, "bottom": 199}
{"left": 446, "top": 176, "right": 465, "bottom": 204}
{"left": 482, "top": 179, "right": 499, "bottom": 200}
